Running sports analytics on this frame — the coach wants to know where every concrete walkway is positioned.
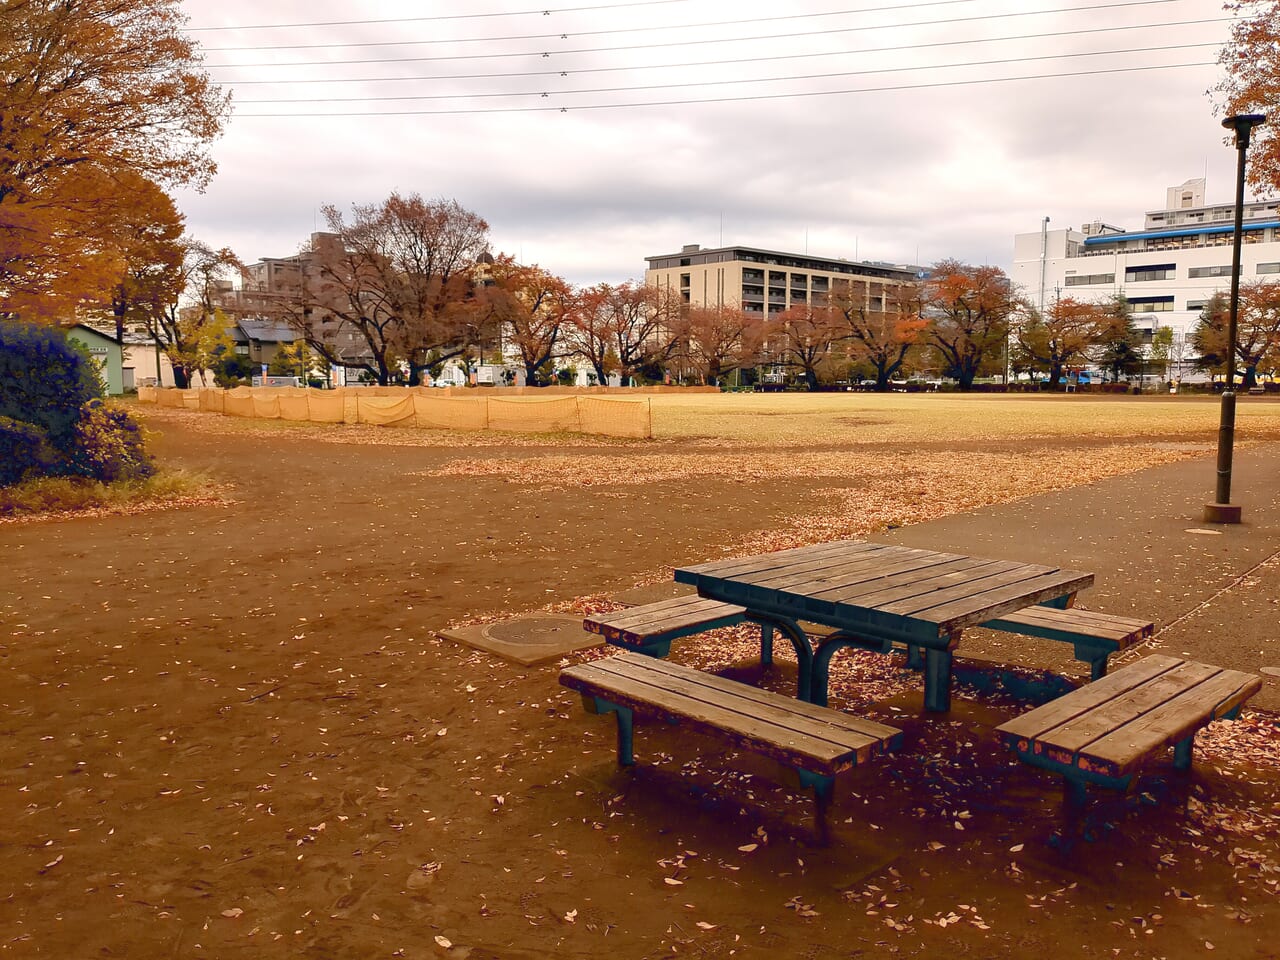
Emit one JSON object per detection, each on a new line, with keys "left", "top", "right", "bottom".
{"left": 876, "top": 442, "right": 1280, "bottom": 710}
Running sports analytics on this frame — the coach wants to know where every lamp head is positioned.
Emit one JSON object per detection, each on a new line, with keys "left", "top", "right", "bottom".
{"left": 1223, "top": 113, "right": 1267, "bottom": 148}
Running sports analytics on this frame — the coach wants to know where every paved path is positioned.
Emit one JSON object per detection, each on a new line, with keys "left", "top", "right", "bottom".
{"left": 877, "top": 442, "right": 1280, "bottom": 709}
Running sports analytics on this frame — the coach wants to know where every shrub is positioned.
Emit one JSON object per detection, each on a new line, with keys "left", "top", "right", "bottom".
{"left": 0, "top": 319, "right": 154, "bottom": 485}
{"left": 68, "top": 399, "right": 155, "bottom": 483}
{"left": 0, "top": 415, "right": 56, "bottom": 486}
{"left": 0, "top": 320, "right": 102, "bottom": 458}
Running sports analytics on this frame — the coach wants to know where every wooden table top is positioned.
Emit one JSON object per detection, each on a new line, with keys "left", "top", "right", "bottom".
{"left": 675, "top": 540, "right": 1094, "bottom": 643}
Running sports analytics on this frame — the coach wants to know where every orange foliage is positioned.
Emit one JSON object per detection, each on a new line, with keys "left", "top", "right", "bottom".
{"left": 1218, "top": 2, "right": 1280, "bottom": 194}
{"left": 0, "top": 0, "right": 228, "bottom": 320}
{"left": 830, "top": 279, "right": 927, "bottom": 389}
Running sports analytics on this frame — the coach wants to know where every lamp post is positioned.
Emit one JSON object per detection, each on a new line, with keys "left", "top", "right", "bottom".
{"left": 1205, "top": 112, "right": 1266, "bottom": 524}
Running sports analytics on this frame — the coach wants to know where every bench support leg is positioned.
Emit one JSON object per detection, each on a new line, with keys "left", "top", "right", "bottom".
{"left": 905, "top": 644, "right": 924, "bottom": 671}
{"left": 796, "top": 770, "right": 834, "bottom": 845}
{"left": 759, "top": 623, "right": 774, "bottom": 668}
{"left": 1173, "top": 736, "right": 1194, "bottom": 770}
{"left": 1063, "top": 776, "right": 1089, "bottom": 807}
{"left": 588, "top": 698, "right": 636, "bottom": 766}
{"left": 1073, "top": 643, "right": 1111, "bottom": 681}
{"left": 923, "top": 648, "right": 953, "bottom": 712}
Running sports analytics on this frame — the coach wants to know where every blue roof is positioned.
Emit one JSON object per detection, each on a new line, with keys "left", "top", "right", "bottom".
{"left": 1083, "top": 220, "right": 1280, "bottom": 246}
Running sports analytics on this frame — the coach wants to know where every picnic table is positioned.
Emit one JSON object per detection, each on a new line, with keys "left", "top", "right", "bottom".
{"left": 675, "top": 540, "right": 1094, "bottom": 711}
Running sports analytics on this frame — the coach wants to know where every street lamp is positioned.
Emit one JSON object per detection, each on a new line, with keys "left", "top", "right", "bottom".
{"left": 1205, "top": 112, "right": 1266, "bottom": 524}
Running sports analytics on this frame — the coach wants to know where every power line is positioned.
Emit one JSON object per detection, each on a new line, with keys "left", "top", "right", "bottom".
{"left": 201, "top": 0, "right": 977, "bottom": 52}
{"left": 237, "top": 42, "right": 1221, "bottom": 104}
{"left": 186, "top": 0, "right": 697, "bottom": 32}
{"left": 204, "top": 0, "right": 1196, "bottom": 70}
{"left": 235, "top": 60, "right": 1216, "bottom": 117}
{"left": 215, "top": 18, "right": 1228, "bottom": 86}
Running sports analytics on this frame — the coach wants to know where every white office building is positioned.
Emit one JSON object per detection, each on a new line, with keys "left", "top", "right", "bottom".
{"left": 1011, "top": 178, "right": 1280, "bottom": 359}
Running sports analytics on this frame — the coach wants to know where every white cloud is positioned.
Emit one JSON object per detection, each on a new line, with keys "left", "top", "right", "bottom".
{"left": 174, "top": 0, "right": 1244, "bottom": 285}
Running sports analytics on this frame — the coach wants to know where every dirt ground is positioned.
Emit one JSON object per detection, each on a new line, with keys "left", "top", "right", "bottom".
{"left": 2, "top": 402, "right": 1278, "bottom": 959}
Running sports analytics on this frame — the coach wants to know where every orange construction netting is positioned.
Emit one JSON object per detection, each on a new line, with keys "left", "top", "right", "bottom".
{"left": 141, "top": 387, "right": 653, "bottom": 438}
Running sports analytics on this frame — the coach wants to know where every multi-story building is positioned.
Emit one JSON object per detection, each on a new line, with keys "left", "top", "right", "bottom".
{"left": 644, "top": 243, "right": 917, "bottom": 315}
{"left": 1011, "top": 179, "right": 1280, "bottom": 356}
{"left": 229, "top": 232, "right": 373, "bottom": 380}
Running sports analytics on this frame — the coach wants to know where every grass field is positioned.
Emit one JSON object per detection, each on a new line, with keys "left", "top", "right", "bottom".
{"left": 646, "top": 392, "right": 1280, "bottom": 444}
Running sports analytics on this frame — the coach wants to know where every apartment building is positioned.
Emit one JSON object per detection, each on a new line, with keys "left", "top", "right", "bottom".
{"left": 1011, "top": 178, "right": 1280, "bottom": 348}
{"left": 230, "top": 232, "right": 371, "bottom": 379}
{"left": 644, "top": 243, "right": 918, "bottom": 315}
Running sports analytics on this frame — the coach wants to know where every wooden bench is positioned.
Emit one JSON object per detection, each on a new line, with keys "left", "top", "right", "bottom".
{"left": 981, "top": 606, "right": 1154, "bottom": 680}
{"left": 560, "top": 653, "right": 902, "bottom": 840}
{"left": 996, "top": 654, "right": 1262, "bottom": 805}
{"left": 583, "top": 596, "right": 748, "bottom": 657}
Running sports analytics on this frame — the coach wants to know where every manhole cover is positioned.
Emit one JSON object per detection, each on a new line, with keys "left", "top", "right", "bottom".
{"left": 440, "top": 614, "right": 602, "bottom": 666}
{"left": 482, "top": 615, "right": 586, "bottom": 648}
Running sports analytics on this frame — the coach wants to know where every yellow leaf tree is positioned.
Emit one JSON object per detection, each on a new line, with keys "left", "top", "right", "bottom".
{"left": 0, "top": 0, "right": 229, "bottom": 320}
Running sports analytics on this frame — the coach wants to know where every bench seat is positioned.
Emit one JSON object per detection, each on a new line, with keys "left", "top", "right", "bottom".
{"left": 560, "top": 653, "right": 902, "bottom": 839}
{"left": 583, "top": 596, "right": 747, "bottom": 656}
{"left": 996, "top": 654, "right": 1261, "bottom": 804}
{"left": 981, "top": 606, "right": 1154, "bottom": 679}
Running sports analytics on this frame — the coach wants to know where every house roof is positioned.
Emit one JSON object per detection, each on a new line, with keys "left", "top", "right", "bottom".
{"left": 235, "top": 318, "right": 297, "bottom": 344}
{"left": 69, "top": 323, "right": 121, "bottom": 345}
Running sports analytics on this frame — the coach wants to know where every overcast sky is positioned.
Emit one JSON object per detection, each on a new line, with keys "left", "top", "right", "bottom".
{"left": 174, "top": 0, "right": 1244, "bottom": 286}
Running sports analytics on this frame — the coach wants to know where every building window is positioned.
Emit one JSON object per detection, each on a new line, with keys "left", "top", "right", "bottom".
{"left": 1186, "top": 300, "right": 1208, "bottom": 312}
{"left": 1125, "top": 264, "right": 1175, "bottom": 282}
{"left": 1064, "top": 273, "right": 1115, "bottom": 286}
{"left": 1128, "top": 296, "right": 1175, "bottom": 313}
{"left": 679, "top": 273, "right": 690, "bottom": 287}
{"left": 1258, "top": 262, "right": 1280, "bottom": 274}
{"left": 1187, "top": 265, "right": 1236, "bottom": 278}
{"left": 235, "top": 345, "right": 249, "bottom": 355}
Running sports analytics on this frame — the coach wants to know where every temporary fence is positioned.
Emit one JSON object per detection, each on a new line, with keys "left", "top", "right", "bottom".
{"left": 138, "top": 386, "right": 654, "bottom": 439}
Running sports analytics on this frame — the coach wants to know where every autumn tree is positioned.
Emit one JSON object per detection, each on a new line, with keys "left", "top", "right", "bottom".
{"left": 1193, "top": 284, "right": 1280, "bottom": 386}
{"left": 1015, "top": 296, "right": 1110, "bottom": 389}
{"left": 0, "top": 0, "right": 229, "bottom": 320}
{"left": 830, "top": 278, "right": 926, "bottom": 391}
{"left": 1148, "top": 326, "right": 1175, "bottom": 383}
{"left": 106, "top": 173, "right": 187, "bottom": 342}
{"left": 771, "top": 305, "right": 845, "bottom": 389}
{"left": 1217, "top": 2, "right": 1280, "bottom": 194}
{"left": 135, "top": 240, "right": 242, "bottom": 388}
{"left": 297, "top": 196, "right": 491, "bottom": 385}
{"left": 569, "top": 282, "right": 680, "bottom": 386}
{"left": 923, "top": 261, "right": 1021, "bottom": 391}
{"left": 672, "top": 304, "right": 760, "bottom": 386}
{"left": 478, "top": 258, "right": 572, "bottom": 386}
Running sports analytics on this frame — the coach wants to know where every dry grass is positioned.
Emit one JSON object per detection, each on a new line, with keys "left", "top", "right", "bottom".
{"left": 0, "top": 469, "right": 230, "bottom": 523}
{"left": 647, "top": 393, "right": 1280, "bottom": 445}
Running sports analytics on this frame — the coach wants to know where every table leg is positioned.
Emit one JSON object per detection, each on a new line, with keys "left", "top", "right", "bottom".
{"left": 755, "top": 615, "right": 814, "bottom": 702}
{"left": 923, "top": 648, "right": 952, "bottom": 712}
{"left": 759, "top": 622, "right": 775, "bottom": 668}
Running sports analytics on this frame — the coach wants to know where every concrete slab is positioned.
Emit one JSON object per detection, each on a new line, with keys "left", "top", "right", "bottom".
{"left": 440, "top": 614, "right": 602, "bottom": 666}
{"left": 610, "top": 581, "right": 696, "bottom": 606}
